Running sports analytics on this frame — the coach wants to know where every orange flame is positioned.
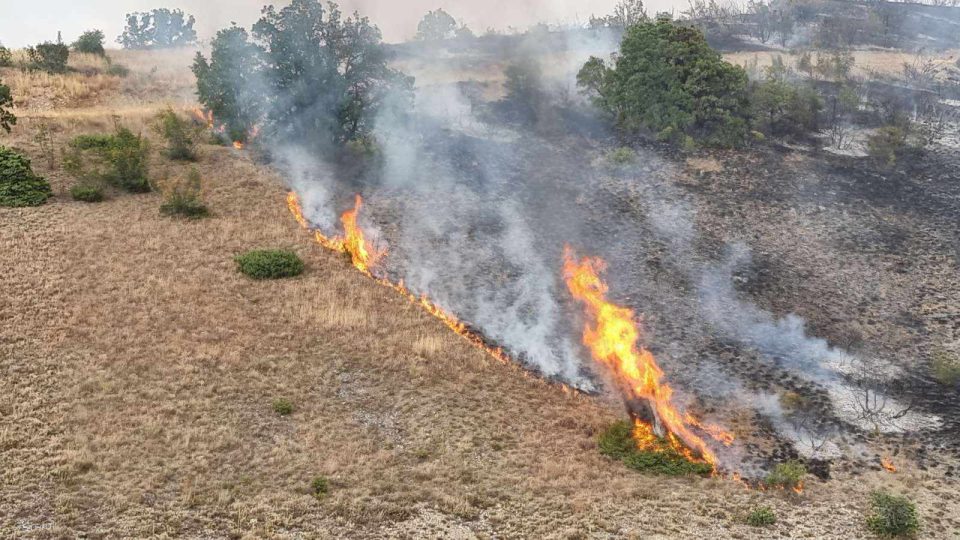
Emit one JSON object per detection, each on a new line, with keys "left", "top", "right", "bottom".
{"left": 233, "top": 141, "right": 244, "bottom": 150}
{"left": 562, "top": 246, "right": 730, "bottom": 467}
{"left": 881, "top": 457, "right": 897, "bottom": 473}
{"left": 286, "top": 192, "right": 516, "bottom": 368}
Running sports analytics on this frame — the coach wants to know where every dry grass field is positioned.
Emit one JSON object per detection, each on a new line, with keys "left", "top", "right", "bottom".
{"left": 2, "top": 49, "right": 958, "bottom": 538}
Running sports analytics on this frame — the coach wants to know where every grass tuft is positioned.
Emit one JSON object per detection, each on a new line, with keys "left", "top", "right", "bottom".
{"left": 745, "top": 506, "right": 777, "bottom": 527}
{"left": 70, "top": 184, "right": 104, "bottom": 203}
{"left": 272, "top": 398, "right": 293, "bottom": 416}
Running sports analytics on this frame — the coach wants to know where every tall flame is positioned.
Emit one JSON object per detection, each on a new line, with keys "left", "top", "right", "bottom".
{"left": 562, "top": 246, "right": 729, "bottom": 466}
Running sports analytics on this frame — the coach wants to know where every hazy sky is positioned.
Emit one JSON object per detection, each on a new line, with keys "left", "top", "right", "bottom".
{"left": 0, "top": 0, "right": 687, "bottom": 48}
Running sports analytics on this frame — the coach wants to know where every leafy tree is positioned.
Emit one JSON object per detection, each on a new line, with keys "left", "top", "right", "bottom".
{"left": 750, "top": 56, "right": 821, "bottom": 137}
{"left": 118, "top": 9, "right": 198, "bottom": 49}
{"left": 27, "top": 41, "right": 70, "bottom": 73}
{"left": 578, "top": 17, "right": 750, "bottom": 147}
{"left": 0, "top": 79, "right": 15, "bottom": 133}
{"left": 73, "top": 30, "right": 106, "bottom": 56}
{"left": 0, "top": 147, "right": 51, "bottom": 207}
{"left": 192, "top": 26, "right": 265, "bottom": 142}
{"left": 415, "top": 9, "right": 459, "bottom": 40}
{"left": 233, "top": 0, "right": 413, "bottom": 146}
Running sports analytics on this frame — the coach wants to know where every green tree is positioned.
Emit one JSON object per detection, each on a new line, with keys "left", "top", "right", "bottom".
{"left": 0, "top": 44, "right": 12, "bottom": 67}
{"left": 750, "top": 57, "right": 822, "bottom": 137}
{"left": 578, "top": 17, "right": 750, "bottom": 147}
{"left": 73, "top": 30, "right": 106, "bottom": 56}
{"left": 239, "top": 0, "right": 413, "bottom": 146}
{"left": 415, "top": 9, "right": 459, "bottom": 40}
{"left": 27, "top": 41, "right": 70, "bottom": 73}
{"left": 118, "top": 9, "right": 198, "bottom": 49}
{"left": 0, "top": 79, "right": 15, "bottom": 133}
{"left": 192, "top": 26, "right": 265, "bottom": 143}
{"left": 590, "top": 0, "right": 648, "bottom": 30}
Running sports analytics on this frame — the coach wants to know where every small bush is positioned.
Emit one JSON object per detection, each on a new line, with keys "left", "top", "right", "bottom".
{"left": 745, "top": 506, "right": 777, "bottom": 527}
{"left": 867, "top": 126, "right": 908, "bottom": 168}
{"left": 68, "top": 125, "right": 150, "bottom": 192}
{"left": 272, "top": 398, "right": 294, "bottom": 416}
{"left": 70, "top": 184, "right": 104, "bottom": 203}
{"left": 159, "top": 168, "right": 208, "bottom": 219}
{"left": 0, "top": 79, "right": 15, "bottom": 134}
{"left": 154, "top": 108, "right": 197, "bottom": 161}
{"left": 866, "top": 491, "right": 919, "bottom": 537}
{"left": 106, "top": 63, "right": 130, "bottom": 78}
{"left": 235, "top": 250, "right": 305, "bottom": 280}
{"left": 310, "top": 476, "right": 329, "bottom": 498}
{"left": 931, "top": 348, "right": 960, "bottom": 386}
{"left": 72, "top": 30, "right": 106, "bottom": 56}
{"left": 27, "top": 42, "right": 70, "bottom": 74}
{"left": 764, "top": 460, "right": 806, "bottom": 490}
{"left": 0, "top": 146, "right": 52, "bottom": 207}
{"left": 597, "top": 420, "right": 713, "bottom": 476}
{"left": 607, "top": 147, "right": 635, "bottom": 165}
{"left": 0, "top": 45, "right": 12, "bottom": 67}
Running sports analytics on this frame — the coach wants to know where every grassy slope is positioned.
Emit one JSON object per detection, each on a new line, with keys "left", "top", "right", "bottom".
{"left": 1, "top": 49, "right": 956, "bottom": 538}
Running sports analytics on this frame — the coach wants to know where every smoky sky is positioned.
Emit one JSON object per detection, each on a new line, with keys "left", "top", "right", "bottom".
{"left": 0, "top": 0, "right": 689, "bottom": 48}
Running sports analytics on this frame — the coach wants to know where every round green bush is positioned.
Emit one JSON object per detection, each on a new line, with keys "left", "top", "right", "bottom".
{"left": 867, "top": 491, "right": 919, "bottom": 537}
{"left": 235, "top": 249, "right": 304, "bottom": 280}
{"left": 71, "top": 185, "right": 104, "bottom": 203}
{"left": 0, "top": 146, "right": 52, "bottom": 207}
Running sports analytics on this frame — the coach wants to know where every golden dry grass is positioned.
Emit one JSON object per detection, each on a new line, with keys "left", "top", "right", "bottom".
{"left": 1, "top": 49, "right": 959, "bottom": 539}
{"left": 724, "top": 48, "right": 960, "bottom": 80}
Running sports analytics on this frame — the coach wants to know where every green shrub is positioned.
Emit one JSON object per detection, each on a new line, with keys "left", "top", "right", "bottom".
{"left": 931, "top": 348, "right": 960, "bottom": 386}
{"left": 0, "top": 146, "right": 52, "bottom": 207}
{"left": 159, "top": 168, "right": 208, "bottom": 219}
{"left": 106, "top": 63, "right": 130, "bottom": 78}
{"left": 72, "top": 30, "right": 106, "bottom": 56}
{"left": 310, "top": 476, "right": 329, "bottom": 498}
{"left": 235, "top": 250, "right": 305, "bottom": 280}
{"left": 272, "top": 398, "right": 294, "bottom": 416}
{"left": 867, "top": 126, "right": 908, "bottom": 168}
{"left": 0, "top": 79, "right": 15, "bottom": 134}
{"left": 0, "top": 45, "right": 12, "bottom": 67}
{"left": 68, "top": 126, "right": 150, "bottom": 192}
{"left": 764, "top": 460, "right": 806, "bottom": 490}
{"left": 607, "top": 147, "right": 635, "bottom": 165}
{"left": 154, "top": 108, "right": 197, "bottom": 160}
{"left": 745, "top": 506, "right": 776, "bottom": 527}
{"left": 27, "top": 42, "right": 70, "bottom": 74}
{"left": 597, "top": 420, "right": 713, "bottom": 476}
{"left": 70, "top": 184, "right": 104, "bottom": 203}
{"left": 866, "top": 491, "right": 919, "bottom": 537}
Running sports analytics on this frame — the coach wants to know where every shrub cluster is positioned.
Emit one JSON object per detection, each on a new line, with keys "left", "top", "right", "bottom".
{"left": 745, "top": 506, "right": 776, "bottom": 527}
{"left": 65, "top": 126, "right": 150, "bottom": 193}
{"left": 70, "top": 185, "right": 104, "bottom": 203}
{"left": 764, "top": 460, "right": 806, "bottom": 490}
{"left": 0, "top": 45, "right": 12, "bottom": 67}
{"left": 153, "top": 108, "right": 197, "bottom": 161}
{"left": 866, "top": 491, "right": 919, "bottom": 537}
{"left": 235, "top": 249, "right": 305, "bottom": 280}
{"left": 159, "top": 168, "right": 208, "bottom": 219}
{"left": 597, "top": 420, "right": 713, "bottom": 476}
{"left": 0, "top": 146, "right": 52, "bottom": 207}
{"left": 27, "top": 41, "right": 70, "bottom": 74}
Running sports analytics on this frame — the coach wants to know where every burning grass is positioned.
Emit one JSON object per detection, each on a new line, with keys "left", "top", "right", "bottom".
{"left": 598, "top": 421, "right": 713, "bottom": 476}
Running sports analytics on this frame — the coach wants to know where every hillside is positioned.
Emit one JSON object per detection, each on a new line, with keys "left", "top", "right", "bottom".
{"left": 1, "top": 43, "right": 959, "bottom": 540}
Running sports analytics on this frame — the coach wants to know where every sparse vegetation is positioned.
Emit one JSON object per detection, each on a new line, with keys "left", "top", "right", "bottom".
{"left": 867, "top": 126, "right": 908, "bottom": 168}
{"left": 67, "top": 125, "right": 150, "bottom": 193}
{"left": 118, "top": 9, "right": 198, "bottom": 49}
{"left": 272, "top": 398, "right": 294, "bottom": 416}
{"left": 745, "top": 506, "right": 777, "bottom": 526}
{"left": 159, "top": 168, "right": 208, "bottom": 219}
{"left": 764, "top": 460, "right": 806, "bottom": 490}
{"left": 578, "top": 17, "right": 750, "bottom": 147}
{"left": 235, "top": 249, "right": 305, "bottom": 280}
{"left": 0, "top": 147, "right": 52, "bottom": 207}
{"left": 607, "top": 147, "right": 635, "bottom": 165}
{"left": 931, "top": 348, "right": 960, "bottom": 386}
{"left": 72, "top": 30, "right": 106, "bottom": 56}
{"left": 866, "top": 491, "right": 919, "bottom": 538}
{"left": 597, "top": 420, "right": 713, "bottom": 476}
{"left": 311, "top": 476, "right": 329, "bottom": 498}
{"left": 153, "top": 108, "right": 197, "bottom": 160}
{"left": 70, "top": 184, "right": 104, "bottom": 203}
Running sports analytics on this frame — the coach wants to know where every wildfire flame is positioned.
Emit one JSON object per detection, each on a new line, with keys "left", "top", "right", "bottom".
{"left": 881, "top": 456, "right": 897, "bottom": 473}
{"left": 562, "top": 246, "right": 731, "bottom": 467}
{"left": 286, "top": 191, "right": 515, "bottom": 367}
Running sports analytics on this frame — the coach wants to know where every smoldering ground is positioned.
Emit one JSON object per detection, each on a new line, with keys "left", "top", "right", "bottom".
{"left": 265, "top": 28, "right": 943, "bottom": 471}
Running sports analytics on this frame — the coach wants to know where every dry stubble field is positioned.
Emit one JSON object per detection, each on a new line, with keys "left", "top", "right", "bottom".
{"left": 1, "top": 49, "right": 956, "bottom": 539}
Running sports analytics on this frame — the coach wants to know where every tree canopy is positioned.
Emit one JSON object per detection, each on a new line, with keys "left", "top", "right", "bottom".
{"left": 578, "top": 18, "right": 750, "bottom": 147}
{"left": 194, "top": 0, "right": 413, "bottom": 148}
{"left": 73, "top": 30, "right": 106, "bottom": 56}
{"left": 118, "top": 9, "right": 198, "bottom": 49}
{"left": 415, "top": 9, "right": 464, "bottom": 40}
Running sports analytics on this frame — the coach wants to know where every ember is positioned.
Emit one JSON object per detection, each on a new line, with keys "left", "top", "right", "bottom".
{"left": 881, "top": 456, "right": 897, "bottom": 473}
